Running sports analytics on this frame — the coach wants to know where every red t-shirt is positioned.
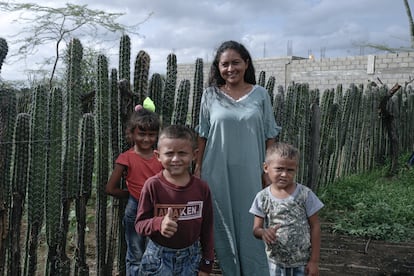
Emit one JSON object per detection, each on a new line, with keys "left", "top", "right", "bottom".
{"left": 135, "top": 171, "right": 214, "bottom": 273}
{"left": 115, "top": 148, "right": 163, "bottom": 200}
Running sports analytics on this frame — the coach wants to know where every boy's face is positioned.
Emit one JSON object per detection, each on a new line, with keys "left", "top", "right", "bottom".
{"left": 155, "top": 137, "right": 196, "bottom": 177}
{"left": 264, "top": 155, "right": 298, "bottom": 190}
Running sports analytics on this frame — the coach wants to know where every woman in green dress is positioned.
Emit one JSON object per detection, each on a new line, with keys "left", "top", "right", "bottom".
{"left": 195, "top": 40, "right": 281, "bottom": 276}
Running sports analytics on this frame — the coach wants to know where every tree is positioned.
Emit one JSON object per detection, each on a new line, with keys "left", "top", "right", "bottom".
{"left": 0, "top": 2, "right": 151, "bottom": 88}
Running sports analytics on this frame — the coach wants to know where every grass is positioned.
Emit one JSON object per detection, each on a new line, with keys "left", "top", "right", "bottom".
{"left": 318, "top": 155, "right": 414, "bottom": 242}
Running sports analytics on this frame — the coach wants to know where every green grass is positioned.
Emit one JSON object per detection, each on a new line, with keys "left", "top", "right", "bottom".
{"left": 318, "top": 157, "right": 414, "bottom": 242}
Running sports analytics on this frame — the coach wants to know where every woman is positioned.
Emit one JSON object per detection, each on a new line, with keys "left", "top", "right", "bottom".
{"left": 195, "top": 40, "right": 281, "bottom": 276}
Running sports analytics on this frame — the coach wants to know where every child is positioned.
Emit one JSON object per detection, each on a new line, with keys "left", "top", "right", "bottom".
{"left": 249, "top": 142, "right": 324, "bottom": 276}
{"left": 105, "top": 107, "right": 163, "bottom": 276}
{"left": 135, "top": 125, "right": 214, "bottom": 276}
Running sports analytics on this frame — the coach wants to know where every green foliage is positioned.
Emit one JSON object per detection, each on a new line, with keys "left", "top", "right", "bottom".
{"left": 319, "top": 157, "right": 414, "bottom": 242}
{"left": 191, "top": 58, "right": 203, "bottom": 129}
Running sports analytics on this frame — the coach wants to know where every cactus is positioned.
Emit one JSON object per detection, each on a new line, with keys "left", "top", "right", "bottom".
{"left": 26, "top": 85, "right": 49, "bottom": 276}
{"left": 119, "top": 34, "right": 131, "bottom": 83}
{"left": 258, "top": 71, "right": 266, "bottom": 87}
{"left": 149, "top": 73, "right": 164, "bottom": 114}
{"left": 0, "top": 37, "right": 8, "bottom": 73}
{"left": 8, "top": 113, "right": 30, "bottom": 276}
{"left": 45, "top": 87, "right": 64, "bottom": 275}
{"left": 0, "top": 87, "right": 17, "bottom": 274}
{"left": 191, "top": 58, "right": 203, "bottom": 129}
{"left": 107, "top": 68, "right": 123, "bottom": 275}
{"left": 95, "top": 54, "right": 110, "bottom": 275}
{"left": 58, "top": 37, "right": 83, "bottom": 275}
{"left": 265, "top": 76, "right": 275, "bottom": 106}
{"left": 162, "top": 53, "right": 177, "bottom": 126}
{"left": 172, "top": 79, "right": 190, "bottom": 125}
{"left": 74, "top": 113, "right": 95, "bottom": 276}
{"left": 133, "top": 50, "right": 150, "bottom": 106}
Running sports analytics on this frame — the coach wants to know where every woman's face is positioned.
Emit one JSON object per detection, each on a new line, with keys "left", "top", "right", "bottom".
{"left": 218, "top": 49, "right": 248, "bottom": 86}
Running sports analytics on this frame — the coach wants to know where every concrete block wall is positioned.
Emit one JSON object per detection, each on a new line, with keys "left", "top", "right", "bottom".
{"left": 176, "top": 52, "right": 414, "bottom": 93}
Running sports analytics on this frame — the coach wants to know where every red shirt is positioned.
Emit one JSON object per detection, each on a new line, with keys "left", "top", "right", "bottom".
{"left": 115, "top": 148, "right": 163, "bottom": 200}
{"left": 135, "top": 171, "right": 214, "bottom": 273}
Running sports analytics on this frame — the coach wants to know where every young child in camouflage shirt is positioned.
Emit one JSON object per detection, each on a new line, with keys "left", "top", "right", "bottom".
{"left": 249, "top": 142, "right": 324, "bottom": 276}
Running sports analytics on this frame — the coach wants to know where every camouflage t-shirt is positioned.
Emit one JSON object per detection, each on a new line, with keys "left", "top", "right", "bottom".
{"left": 249, "top": 183, "right": 324, "bottom": 267}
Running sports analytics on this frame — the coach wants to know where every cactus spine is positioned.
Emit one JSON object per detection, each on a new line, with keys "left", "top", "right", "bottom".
{"left": 265, "top": 76, "right": 276, "bottom": 106}
{"left": 258, "top": 71, "right": 266, "bottom": 87}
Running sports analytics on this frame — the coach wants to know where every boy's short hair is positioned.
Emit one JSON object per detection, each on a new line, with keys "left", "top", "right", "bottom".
{"left": 265, "top": 142, "right": 300, "bottom": 163}
{"left": 158, "top": 125, "right": 197, "bottom": 149}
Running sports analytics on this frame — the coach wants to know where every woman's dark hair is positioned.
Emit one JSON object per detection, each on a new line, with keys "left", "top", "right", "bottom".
{"left": 125, "top": 109, "right": 160, "bottom": 145}
{"left": 208, "top": 40, "right": 256, "bottom": 86}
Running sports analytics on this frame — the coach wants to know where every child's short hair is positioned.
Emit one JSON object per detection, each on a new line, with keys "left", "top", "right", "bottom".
{"left": 265, "top": 142, "right": 300, "bottom": 163}
{"left": 158, "top": 125, "right": 197, "bottom": 149}
{"left": 125, "top": 109, "right": 160, "bottom": 145}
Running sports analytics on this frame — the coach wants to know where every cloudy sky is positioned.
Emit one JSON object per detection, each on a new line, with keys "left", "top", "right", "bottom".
{"left": 0, "top": 0, "right": 411, "bottom": 82}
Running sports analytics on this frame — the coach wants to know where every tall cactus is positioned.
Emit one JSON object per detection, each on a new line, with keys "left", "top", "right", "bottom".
{"left": 0, "top": 88, "right": 16, "bottom": 275}
{"left": 0, "top": 37, "right": 8, "bottom": 73}
{"left": 149, "top": 73, "right": 164, "bottom": 114}
{"left": 162, "top": 53, "right": 177, "bottom": 126}
{"left": 45, "top": 87, "right": 64, "bottom": 276}
{"left": 191, "top": 58, "right": 203, "bottom": 129}
{"left": 119, "top": 34, "right": 131, "bottom": 83}
{"left": 133, "top": 50, "right": 150, "bottom": 106}
{"left": 95, "top": 54, "right": 110, "bottom": 275}
{"left": 74, "top": 113, "right": 95, "bottom": 276}
{"left": 25, "top": 85, "right": 49, "bottom": 276}
{"left": 59, "top": 37, "right": 83, "bottom": 275}
{"left": 8, "top": 113, "right": 30, "bottom": 276}
{"left": 172, "top": 79, "right": 190, "bottom": 125}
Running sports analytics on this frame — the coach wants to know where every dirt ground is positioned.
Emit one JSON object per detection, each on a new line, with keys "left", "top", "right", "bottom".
{"left": 31, "top": 222, "right": 414, "bottom": 275}
{"left": 210, "top": 225, "right": 414, "bottom": 276}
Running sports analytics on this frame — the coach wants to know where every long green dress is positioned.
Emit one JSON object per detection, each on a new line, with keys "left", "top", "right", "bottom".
{"left": 198, "top": 85, "right": 281, "bottom": 276}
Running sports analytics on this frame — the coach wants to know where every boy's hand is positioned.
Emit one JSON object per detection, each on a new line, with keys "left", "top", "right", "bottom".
{"left": 160, "top": 208, "right": 178, "bottom": 238}
{"left": 262, "top": 225, "right": 280, "bottom": 245}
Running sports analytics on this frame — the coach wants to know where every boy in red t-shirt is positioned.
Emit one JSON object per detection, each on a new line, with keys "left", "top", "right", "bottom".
{"left": 136, "top": 125, "right": 214, "bottom": 275}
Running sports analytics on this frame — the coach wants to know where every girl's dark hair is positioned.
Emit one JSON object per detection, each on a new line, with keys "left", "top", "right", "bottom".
{"left": 208, "top": 40, "right": 256, "bottom": 86}
{"left": 125, "top": 109, "right": 160, "bottom": 145}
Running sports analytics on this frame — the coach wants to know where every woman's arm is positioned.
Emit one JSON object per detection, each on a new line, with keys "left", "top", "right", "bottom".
{"left": 105, "top": 163, "right": 129, "bottom": 198}
{"left": 194, "top": 137, "right": 207, "bottom": 177}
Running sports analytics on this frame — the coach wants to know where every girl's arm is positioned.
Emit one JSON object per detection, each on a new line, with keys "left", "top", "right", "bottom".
{"left": 105, "top": 163, "right": 129, "bottom": 198}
